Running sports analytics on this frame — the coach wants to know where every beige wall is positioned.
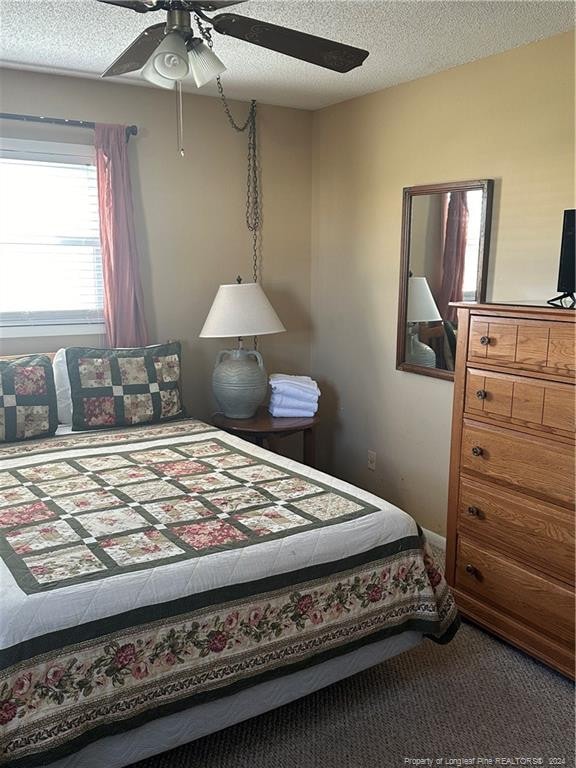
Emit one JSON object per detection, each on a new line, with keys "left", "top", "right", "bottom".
{"left": 311, "top": 31, "right": 575, "bottom": 535}
{"left": 0, "top": 69, "right": 313, "bottom": 422}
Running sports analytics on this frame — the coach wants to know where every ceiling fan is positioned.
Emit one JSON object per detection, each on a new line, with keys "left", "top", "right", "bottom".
{"left": 98, "top": 0, "right": 370, "bottom": 89}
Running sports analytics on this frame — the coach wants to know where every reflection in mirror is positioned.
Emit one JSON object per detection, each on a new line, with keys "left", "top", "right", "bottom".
{"left": 397, "top": 180, "right": 493, "bottom": 380}
{"left": 406, "top": 276, "right": 442, "bottom": 368}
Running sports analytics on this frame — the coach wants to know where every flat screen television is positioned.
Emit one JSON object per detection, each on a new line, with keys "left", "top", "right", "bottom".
{"left": 558, "top": 209, "right": 575, "bottom": 292}
{"left": 548, "top": 209, "right": 575, "bottom": 308}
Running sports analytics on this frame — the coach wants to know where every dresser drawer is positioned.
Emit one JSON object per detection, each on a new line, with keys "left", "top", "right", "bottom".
{"left": 469, "top": 317, "right": 575, "bottom": 378}
{"left": 465, "top": 368, "right": 576, "bottom": 435}
{"left": 461, "top": 420, "right": 575, "bottom": 507}
{"left": 458, "top": 478, "right": 575, "bottom": 583}
{"left": 456, "top": 538, "right": 575, "bottom": 645}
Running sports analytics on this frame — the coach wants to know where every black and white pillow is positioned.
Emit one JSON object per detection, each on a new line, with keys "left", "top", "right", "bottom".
{"left": 65, "top": 342, "right": 183, "bottom": 431}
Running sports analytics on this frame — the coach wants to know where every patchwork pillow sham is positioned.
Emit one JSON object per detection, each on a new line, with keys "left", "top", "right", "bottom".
{"left": 65, "top": 342, "right": 184, "bottom": 431}
{"left": 0, "top": 355, "right": 58, "bottom": 442}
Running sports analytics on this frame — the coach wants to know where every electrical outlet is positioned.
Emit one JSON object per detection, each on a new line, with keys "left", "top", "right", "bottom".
{"left": 367, "top": 450, "right": 376, "bottom": 471}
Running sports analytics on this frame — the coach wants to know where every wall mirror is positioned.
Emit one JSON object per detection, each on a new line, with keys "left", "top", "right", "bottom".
{"left": 396, "top": 179, "right": 494, "bottom": 381}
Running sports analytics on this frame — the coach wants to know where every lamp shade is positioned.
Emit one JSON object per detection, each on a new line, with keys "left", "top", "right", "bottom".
{"left": 188, "top": 40, "right": 226, "bottom": 88}
{"left": 200, "top": 283, "right": 286, "bottom": 339}
{"left": 407, "top": 277, "right": 442, "bottom": 323}
{"left": 141, "top": 58, "right": 176, "bottom": 90}
{"left": 152, "top": 33, "right": 190, "bottom": 80}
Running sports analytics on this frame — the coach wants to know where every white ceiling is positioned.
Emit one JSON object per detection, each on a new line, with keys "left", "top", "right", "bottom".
{"left": 0, "top": 1, "right": 573, "bottom": 110}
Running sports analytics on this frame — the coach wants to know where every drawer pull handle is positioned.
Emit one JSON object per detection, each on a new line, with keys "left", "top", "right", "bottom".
{"left": 471, "top": 446, "right": 484, "bottom": 457}
{"left": 465, "top": 564, "right": 479, "bottom": 577}
{"left": 476, "top": 389, "right": 487, "bottom": 400}
{"left": 480, "top": 335, "right": 491, "bottom": 346}
{"left": 467, "top": 506, "right": 480, "bottom": 517}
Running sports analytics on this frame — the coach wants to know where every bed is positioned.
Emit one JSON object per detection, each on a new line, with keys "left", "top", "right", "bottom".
{"left": 0, "top": 418, "right": 458, "bottom": 768}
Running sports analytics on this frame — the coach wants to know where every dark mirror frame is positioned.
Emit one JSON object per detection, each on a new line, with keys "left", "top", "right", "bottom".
{"left": 396, "top": 179, "right": 494, "bottom": 381}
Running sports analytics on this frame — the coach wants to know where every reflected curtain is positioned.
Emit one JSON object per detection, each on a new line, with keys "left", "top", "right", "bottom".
{"left": 438, "top": 191, "right": 469, "bottom": 324}
{"left": 94, "top": 124, "right": 148, "bottom": 348}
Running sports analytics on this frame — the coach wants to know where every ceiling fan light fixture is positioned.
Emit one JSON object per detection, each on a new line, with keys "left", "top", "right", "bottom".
{"left": 141, "top": 56, "right": 177, "bottom": 89}
{"left": 188, "top": 39, "right": 226, "bottom": 88}
{"left": 151, "top": 32, "right": 190, "bottom": 80}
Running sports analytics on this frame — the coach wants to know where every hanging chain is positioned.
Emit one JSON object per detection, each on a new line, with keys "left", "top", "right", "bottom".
{"left": 216, "top": 85, "right": 259, "bottom": 285}
{"left": 196, "top": 15, "right": 260, "bottom": 286}
{"left": 196, "top": 15, "right": 260, "bottom": 346}
{"left": 244, "top": 100, "right": 259, "bottom": 286}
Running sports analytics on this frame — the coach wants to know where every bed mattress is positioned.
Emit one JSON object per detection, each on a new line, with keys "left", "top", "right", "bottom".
{"left": 0, "top": 419, "right": 458, "bottom": 767}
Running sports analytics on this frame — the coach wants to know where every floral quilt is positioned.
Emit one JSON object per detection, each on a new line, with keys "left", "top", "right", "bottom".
{"left": 0, "top": 423, "right": 381, "bottom": 594}
{"left": 0, "top": 419, "right": 459, "bottom": 767}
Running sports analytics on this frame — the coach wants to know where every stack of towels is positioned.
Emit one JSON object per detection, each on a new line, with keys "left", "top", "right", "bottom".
{"left": 268, "top": 374, "right": 320, "bottom": 417}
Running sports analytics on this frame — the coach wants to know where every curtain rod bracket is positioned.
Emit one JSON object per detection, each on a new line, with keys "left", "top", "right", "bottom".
{"left": 125, "top": 125, "right": 138, "bottom": 142}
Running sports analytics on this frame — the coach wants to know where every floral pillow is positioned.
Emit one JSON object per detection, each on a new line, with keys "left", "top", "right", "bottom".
{"left": 65, "top": 342, "right": 184, "bottom": 431}
{"left": 0, "top": 355, "right": 58, "bottom": 442}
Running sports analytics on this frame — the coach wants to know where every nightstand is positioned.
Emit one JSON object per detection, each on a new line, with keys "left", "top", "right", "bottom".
{"left": 212, "top": 407, "right": 319, "bottom": 467}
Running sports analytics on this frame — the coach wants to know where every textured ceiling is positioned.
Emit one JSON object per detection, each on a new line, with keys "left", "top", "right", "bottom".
{"left": 0, "top": 1, "right": 574, "bottom": 110}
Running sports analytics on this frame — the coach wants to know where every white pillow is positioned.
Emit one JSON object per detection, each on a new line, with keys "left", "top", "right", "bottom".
{"left": 52, "top": 348, "right": 73, "bottom": 425}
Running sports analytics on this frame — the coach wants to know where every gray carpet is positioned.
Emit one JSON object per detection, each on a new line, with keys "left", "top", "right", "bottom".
{"left": 131, "top": 548, "right": 575, "bottom": 768}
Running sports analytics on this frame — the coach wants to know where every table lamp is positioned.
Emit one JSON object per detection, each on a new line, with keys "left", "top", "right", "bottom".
{"left": 200, "top": 281, "right": 286, "bottom": 418}
{"left": 406, "top": 276, "right": 442, "bottom": 368}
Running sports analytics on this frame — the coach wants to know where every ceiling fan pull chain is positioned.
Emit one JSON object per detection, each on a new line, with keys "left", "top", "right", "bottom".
{"left": 176, "top": 79, "right": 185, "bottom": 157}
{"left": 194, "top": 13, "right": 213, "bottom": 47}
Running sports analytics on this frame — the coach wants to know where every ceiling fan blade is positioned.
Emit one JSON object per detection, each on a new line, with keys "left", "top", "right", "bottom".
{"left": 102, "top": 23, "right": 166, "bottom": 77}
{"left": 97, "top": 0, "right": 161, "bottom": 11}
{"left": 97, "top": 0, "right": 245, "bottom": 11}
{"left": 211, "top": 14, "right": 369, "bottom": 73}
{"left": 189, "top": 1, "right": 248, "bottom": 9}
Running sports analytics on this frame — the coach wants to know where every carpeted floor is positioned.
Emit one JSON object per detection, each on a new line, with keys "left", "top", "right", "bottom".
{"left": 132, "top": 548, "right": 575, "bottom": 768}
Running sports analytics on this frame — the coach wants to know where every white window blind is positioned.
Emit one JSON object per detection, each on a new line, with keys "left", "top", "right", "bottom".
{"left": 0, "top": 138, "right": 104, "bottom": 330}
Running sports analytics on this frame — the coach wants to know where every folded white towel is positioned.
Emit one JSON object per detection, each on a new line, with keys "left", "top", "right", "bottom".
{"left": 270, "top": 374, "right": 314, "bottom": 384}
{"left": 268, "top": 405, "right": 317, "bottom": 418}
{"left": 269, "top": 378, "right": 320, "bottom": 397}
{"left": 269, "top": 391, "right": 319, "bottom": 409}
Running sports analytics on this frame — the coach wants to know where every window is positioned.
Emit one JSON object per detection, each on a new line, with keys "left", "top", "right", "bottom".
{"left": 0, "top": 138, "right": 105, "bottom": 337}
{"left": 461, "top": 188, "right": 483, "bottom": 302}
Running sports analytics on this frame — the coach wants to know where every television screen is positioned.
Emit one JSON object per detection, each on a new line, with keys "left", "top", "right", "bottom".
{"left": 558, "top": 209, "right": 575, "bottom": 293}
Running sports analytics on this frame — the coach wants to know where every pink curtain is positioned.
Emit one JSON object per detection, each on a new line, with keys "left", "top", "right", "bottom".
{"left": 437, "top": 191, "right": 469, "bottom": 324}
{"left": 95, "top": 124, "right": 148, "bottom": 347}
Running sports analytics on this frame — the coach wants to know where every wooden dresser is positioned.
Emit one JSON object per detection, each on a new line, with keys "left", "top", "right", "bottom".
{"left": 446, "top": 303, "right": 575, "bottom": 678}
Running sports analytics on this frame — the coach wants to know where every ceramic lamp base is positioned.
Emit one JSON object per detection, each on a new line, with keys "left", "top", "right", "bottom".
{"left": 212, "top": 348, "right": 268, "bottom": 419}
{"left": 405, "top": 332, "right": 437, "bottom": 368}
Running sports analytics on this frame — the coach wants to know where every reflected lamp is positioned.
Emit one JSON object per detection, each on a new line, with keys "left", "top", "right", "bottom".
{"left": 405, "top": 276, "right": 442, "bottom": 368}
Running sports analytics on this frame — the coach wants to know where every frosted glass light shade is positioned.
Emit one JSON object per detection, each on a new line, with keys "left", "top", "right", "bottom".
{"left": 407, "top": 277, "right": 442, "bottom": 323}
{"left": 200, "top": 283, "right": 286, "bottom": 338}
{"left": 141, "top": 57, "right": 176, "bottom": 90}
{"left": 188, "top": 40, "right": 226, "bottom": 87}
{"left": 153, "top": 33, "right": 190, "bottom": 79}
